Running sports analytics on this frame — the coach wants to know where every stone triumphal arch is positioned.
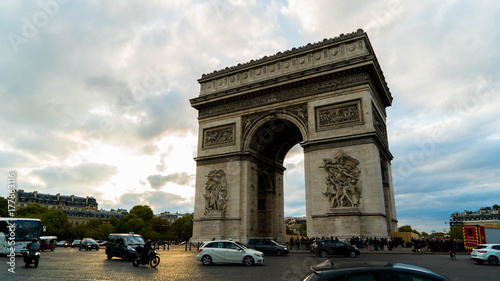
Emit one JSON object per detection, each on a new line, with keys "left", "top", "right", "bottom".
{"left": 190, "top": 30, "right": 397, "bottom": 243}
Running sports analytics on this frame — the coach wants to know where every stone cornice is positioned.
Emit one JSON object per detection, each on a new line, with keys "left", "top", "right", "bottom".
{"left": 199, "top": 29, "right": 369, "bottom": 82}
{"left": 192, "top": 29, "right": 392, "bottom": 110}
{"left": 192, "top": 65, "right": 391, "bottom": 119}
{"left": 301, "top": 132, "right": 393, "bottom": 161}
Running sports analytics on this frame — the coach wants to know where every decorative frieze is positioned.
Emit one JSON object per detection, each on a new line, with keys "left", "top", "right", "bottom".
{"left": 203, "top": 124, "right": 235, "bottom": 149}
{"left": 315, "top": 99, "right": 363, "bottom": 130}
{"left": 198, "top": 30, "right": 369, "bottom": 96}
{"left": 199, "top": 73, "right": 369, "bottom": 118}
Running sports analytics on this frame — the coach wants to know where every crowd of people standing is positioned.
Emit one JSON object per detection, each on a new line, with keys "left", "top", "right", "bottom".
{"left": 287, "top": 236, "right": 406, "bottom": 251}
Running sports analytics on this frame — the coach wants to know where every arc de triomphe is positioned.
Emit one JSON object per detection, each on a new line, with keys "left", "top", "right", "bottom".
{"left": 190, "top": 29, "right": 397, "bottom": 243}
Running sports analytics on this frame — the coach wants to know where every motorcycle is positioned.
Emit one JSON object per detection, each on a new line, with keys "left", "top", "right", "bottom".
{"left": 132, "top": 246, "right": 160, "bottom": 268}
{"left": 23, "top": 249, "right": 40, "bottom": 268}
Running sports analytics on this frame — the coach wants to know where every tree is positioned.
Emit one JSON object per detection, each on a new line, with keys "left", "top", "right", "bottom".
{"left": 41, "top": 209, "right": 71, "bottom": 238}
{"left": 298, "top": 221, "right": 307, "bottom": 237}
{"left": 448, "top": 226, "right": 463, "bottom": 240}
{"left": 170, "top": 214, "right": 193, "bottom": 241}
{"left": 129, "top": 205, "right": 154, "bottom": 222}
{"left": 0, "top": 196, "right": 8, "bottom": 217}
{"left": 286, "top": 225, "right": 296, "bottom": 235}
{"left": 398, "top": 225, "right": 420, "bottom": 234}
{"left": 15, "top": 203, "right": 47, "bottom": 219}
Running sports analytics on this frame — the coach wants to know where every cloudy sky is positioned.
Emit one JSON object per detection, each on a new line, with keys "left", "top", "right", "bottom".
{"left": 1, "top": 0, "right": 499, "bottom": 234}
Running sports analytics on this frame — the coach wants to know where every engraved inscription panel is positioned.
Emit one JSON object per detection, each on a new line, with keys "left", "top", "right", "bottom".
{"left": 203, "top": 124, "right": 235, "bottom": 149}
{"left": 315, "top": 99, "right": 363, "bottom": 130}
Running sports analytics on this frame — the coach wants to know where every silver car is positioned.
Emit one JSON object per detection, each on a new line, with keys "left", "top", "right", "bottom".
{"left": 471, "top": 244, "right": 500, "bottom": 265}
{"left": 197, "top": 240, "right": 264, "bottom": 266}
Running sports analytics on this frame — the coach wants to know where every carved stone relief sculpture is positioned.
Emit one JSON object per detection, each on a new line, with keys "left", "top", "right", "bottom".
{"left": 204, "top": 169, "right": 229, "bottom": 215}
{"left": 321, "top": 150, "right": 361, "bottom": 208}
{"left": 203, "top": 124, "right": 235, "bottom": 148}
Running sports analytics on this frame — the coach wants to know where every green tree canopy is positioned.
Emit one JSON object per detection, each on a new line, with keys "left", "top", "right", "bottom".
{"left": 171, "top": 214, "right": 193, "bottom": 241}
{"left": 298, "top": 221, "right": 307, "bottom": 237}
{"left": 398, "top": 225, "right": 420, "bottom": 234}
{"left": 0, "top": 196, "right": 8, "bottom": 217}
{"left": 15, "top": 203, "right": 47, "bottom": 219}
{"left": 129, "top": 205, "right": 154, "bottom": 222}
{"left": 448, "top": 226, "right": 463, "bottom": 240}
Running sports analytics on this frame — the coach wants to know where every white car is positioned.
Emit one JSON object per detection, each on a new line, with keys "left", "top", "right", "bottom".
{"left": 197, "top": 240, "right": 264, "bottom": 266}
{"left": 471, "top": 244, "right": 500, "bottom": 265}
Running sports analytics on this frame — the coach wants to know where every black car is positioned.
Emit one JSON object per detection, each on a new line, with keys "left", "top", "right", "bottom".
{"left": 247, "top": 238, "right": 289, "bottom": 256}
{"left": 106, "top": 233, "right": 145, "bottom": 260}
{"left": 79, "top": 238, "right": 100, "bottom": 251}
{"left": 312, "top": 239, "right": 360, "bottom": 258}
{"left": 302, "top": 260, "right": 450, "bottom": 281}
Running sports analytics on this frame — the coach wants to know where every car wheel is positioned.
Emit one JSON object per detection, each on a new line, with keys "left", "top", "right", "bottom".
{"left": 349, "top": 251, "right": 356, "bottom": 258}
{"left": 150, "top": 256, "right": 160, "bottom": 268}
{"left": 488, "top": 256, "right": 499, "bottom": 265}
{"left": 122, "top": 253, "right": 127, "bottom": 260}
{"left": 132, "top": 258, "right": 139, "bottom": 267}
{"left": 319, "top": 250, "right": 327, "bottom": 258}
{"left": 243, "top": 256, "right": 254, "bottom": 266}
{"left": 276, "top": 249, "right": 283, "bottom": 256}
{"left": 476, "top": 259, "right": 485, "bottom": 264}
{"left": 201, "top": 255, "right": 212, "bottom": 266}
{"left": 107, "top": 253, "right": 112, "bottom": 260}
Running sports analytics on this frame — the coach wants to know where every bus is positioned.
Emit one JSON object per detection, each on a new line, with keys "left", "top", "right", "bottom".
{"left": 0, "top": 218, "right": 45, "bottom": 254}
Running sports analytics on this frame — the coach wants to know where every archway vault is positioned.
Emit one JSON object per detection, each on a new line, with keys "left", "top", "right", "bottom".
{"left": 190, "top": 29, "right": 397, "bottom": 243}
{"left": 243, "top": 111, "right": 307, "bottom": 165}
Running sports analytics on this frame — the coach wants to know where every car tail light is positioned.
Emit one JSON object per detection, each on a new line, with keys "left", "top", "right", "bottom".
{"left": 476, "top": 250, "right": 487, "bottom": 253}
{"left": 198, "top": 249, "right": 203, "bottom": 252}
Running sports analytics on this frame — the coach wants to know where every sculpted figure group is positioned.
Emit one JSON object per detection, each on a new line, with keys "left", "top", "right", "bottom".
{"left": 204, "top": 169, "right": 228, "bottom": 214}
{"left": 322, "top": 150, "right": 361, "bottom": 208}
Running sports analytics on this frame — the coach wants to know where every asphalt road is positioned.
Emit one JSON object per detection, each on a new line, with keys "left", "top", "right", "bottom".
{"left": 0, "top": 246, "right": 497, "bottom": 280}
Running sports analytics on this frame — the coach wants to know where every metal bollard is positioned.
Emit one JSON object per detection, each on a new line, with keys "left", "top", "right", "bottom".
{"left": 185, "top": 241, "right": 187, "bottom": 251}
{"left": 167, "top": 242, "right": 170, "bottom": 250}
{"left": 189, "top": 242, "right": 192, "bottom": 251}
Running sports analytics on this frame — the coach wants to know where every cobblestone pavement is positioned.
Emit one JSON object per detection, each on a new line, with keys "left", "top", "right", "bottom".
{"left": 0, "top": 246, "right": 497, "bottom": 280}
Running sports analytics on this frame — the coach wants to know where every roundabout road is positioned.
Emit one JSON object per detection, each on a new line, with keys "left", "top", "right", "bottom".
{"left": 0, "top": 246, "right": 497, "bottom": 280}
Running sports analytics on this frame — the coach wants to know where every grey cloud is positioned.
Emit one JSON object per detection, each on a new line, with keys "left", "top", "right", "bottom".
{"left": 109, "top": 190, "right": 193, "bottom": 214}
{"left": 147, "top": 172, "right": 194, "bottom": 190}
{"left": 32, "top": 162, "right": 118, "bottom": 189}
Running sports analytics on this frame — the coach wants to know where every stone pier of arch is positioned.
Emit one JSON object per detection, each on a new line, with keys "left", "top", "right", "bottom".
{"left": 189, "top": 29, "right": 397, "bottom": 244}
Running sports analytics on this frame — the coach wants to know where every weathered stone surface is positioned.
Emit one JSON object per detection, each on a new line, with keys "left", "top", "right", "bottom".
{"left": 190, "top": 30, "right": 397, "bottom": 243}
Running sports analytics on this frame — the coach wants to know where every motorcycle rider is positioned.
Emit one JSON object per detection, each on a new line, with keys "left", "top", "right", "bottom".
{"left": 29, "top": 238, "right": 40, "bottom": 252}
{"left": 140, "top": 240, "right": 152, "bottom": 263}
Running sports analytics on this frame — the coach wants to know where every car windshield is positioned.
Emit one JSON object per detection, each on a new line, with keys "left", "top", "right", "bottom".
{"left": 123, "top": 236, "right": 144, "bottom": 245}
{"left": 87, "top": 240, "right": 97, "bottom": 244}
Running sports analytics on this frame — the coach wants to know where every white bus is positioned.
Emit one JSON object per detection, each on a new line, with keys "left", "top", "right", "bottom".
{"left": 0, "top": 218, "right": 45, "bottom": 254}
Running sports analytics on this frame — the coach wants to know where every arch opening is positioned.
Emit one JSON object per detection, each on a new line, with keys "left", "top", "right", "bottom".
{"left": 249, "top": 117, "right": 304, "bottom": 241}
